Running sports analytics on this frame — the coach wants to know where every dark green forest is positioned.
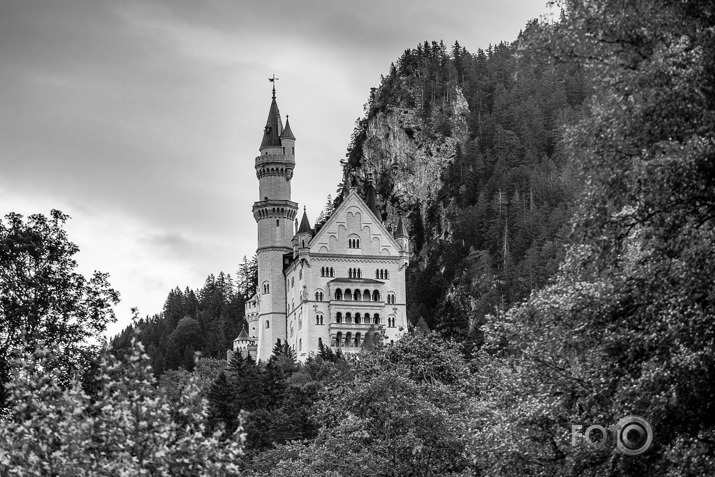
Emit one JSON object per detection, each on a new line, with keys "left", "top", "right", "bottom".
{"left": 111, "top": 257, "right": 257, "bottom": 374}
{"left": 2, "top": 0, "right": 715, "bottom": 475}
{"left": 341, "top": 27, "right": 586, "bottom": 345}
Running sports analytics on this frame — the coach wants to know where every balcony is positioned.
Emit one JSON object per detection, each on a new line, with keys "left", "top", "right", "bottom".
{"left": 328, "top": 321, "right": 374, "bottom": 334}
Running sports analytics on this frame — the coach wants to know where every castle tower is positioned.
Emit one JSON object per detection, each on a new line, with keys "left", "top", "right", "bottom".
{"left": 252, "top": 82, "right": 298, "bottom": 361}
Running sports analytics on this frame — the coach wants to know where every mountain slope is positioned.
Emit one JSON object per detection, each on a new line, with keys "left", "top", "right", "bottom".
{"left": 339, "top": 30, "right": 589, "bottom": 342}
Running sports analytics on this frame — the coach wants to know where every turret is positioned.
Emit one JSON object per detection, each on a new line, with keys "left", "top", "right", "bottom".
{"left": 251, "top": 78, "right": 298, "bottom": 362}
{"left": 296, "top": 207, "right": 313, "bottom": 250}
{"left": 280, "top": 115, "right": 296, "bottom": 157}
{"left": 395, "top": 215, "right": 409, "bottom": 257}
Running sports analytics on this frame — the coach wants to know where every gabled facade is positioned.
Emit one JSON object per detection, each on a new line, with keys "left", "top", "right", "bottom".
{"left": 232, "top": 87, "right": 409, "bottom": 362}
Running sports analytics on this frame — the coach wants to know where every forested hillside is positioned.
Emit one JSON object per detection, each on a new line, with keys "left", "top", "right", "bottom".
{"left": 338, "top": 24, "right": 588, "bottom": 344}
{"left": 111, "top": 258, "right": 257, "bottom": 374}
{"left": 8, "top": 1, "right": 708, "bottom": 475}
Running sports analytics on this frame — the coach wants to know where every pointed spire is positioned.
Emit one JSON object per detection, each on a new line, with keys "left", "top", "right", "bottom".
{"left": 298, "top": 206, "right": 312, "bottom": 233}
{"left": 237, "top": 325, "right": 250, "bottom": 339}
{"left": 281, "top": 115, "right": 296, "bottom": 140}
{"left": 260, "top": 83, "right": 284, "bottom": 150}
{"left": 395, "top": 215, "right": 408, "bottom": 238}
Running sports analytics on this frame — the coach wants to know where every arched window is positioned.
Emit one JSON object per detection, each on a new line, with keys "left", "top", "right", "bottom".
{"left": 363, "top": 289, "right": 370, "bottom": 301}
{"left": 375, "top": 269, "right": 380, "bottom": 279}
{"left": 345, "top": 312, "right": 352, "bottom": 324}
{"left": 266, "top": 320, "right": 270, "bottom": 329}
{"left": 315, "top": 290, "right": 324, "bottom": 301}
{"left": 336, "top": 332, "right": 343, "bottom": 347}
{"left": 299, "top": 338, "right": 302, "bottom": 350}
{"left": 354, "top": 313, "right": 361, "bottom": 324}
{"left": 348, "top": 268, "right": 353, "bottom": 278}
{"left": 290, "top": 322, "right": 294, "bottom": 337}
{"left": 385, "top": 270, "right": 389, "bottom": 279}
{"left": 345, "top": 332, "right": 352, "bottom": 347}
{"left": 276, "top": 219, "right": 280, "bottom": 227}
{"left": 374, "top": 313, "right": 380, "bottom": 324}
{"left": 316, "top": 313, "right": 323, "bottom": 325}
{"left": 263, "top": 282, "right": 270, "bottom": 294}
{"left": 348, "top": 236, "right": 360, "bottom": 249}
{"left": 335, "top": 289, "right": 343, "bottom": 300}
{"left": 330, "top": 267, "right": 334, "bottom": 277}
{"left": 387, "top": 293, "right": 395, "bottom": 304}
{"left": 345, "top": 289, "right": 352, "bottom": 301}
{"left": 355, "top": 333, "right": 361, "bottom": 347}
{"left": 353, "top": 289, "right": 360, "bottom": 301}
{"left": 336, "top": 312, "right": 342, "bottom": 323}
{"left": 372, "top": 290, "right": 380, "bottom": 302}
{"left": 321, "top": 267, "right": 325, "bottom": 277}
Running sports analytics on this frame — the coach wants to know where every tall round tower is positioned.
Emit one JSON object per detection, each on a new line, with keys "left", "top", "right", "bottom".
{"left": 252, "top": 82, "right": 298, "bottom": 361}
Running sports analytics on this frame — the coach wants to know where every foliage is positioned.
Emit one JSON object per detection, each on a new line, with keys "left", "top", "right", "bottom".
{"left": 250, "top": 334, "right": 477, "bottom": 477}
{"left": 0, "top": 341, "right": 245, "bottom": 475}
{"left": 0, "top": 210, "right": 119, "bottom": 407}
{"left": 466, "top": 1, "right": 715, "bottom": 475}
{"left": 340, "top": 31, "right": 586, "bottom": 339}
{"left": 113, "top": 268, "right": 253, "bottom": 375}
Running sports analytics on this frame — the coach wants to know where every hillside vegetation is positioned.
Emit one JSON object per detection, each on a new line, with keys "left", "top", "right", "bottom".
{"left": 23, "top": 1, "right": 709, "bottom": 475}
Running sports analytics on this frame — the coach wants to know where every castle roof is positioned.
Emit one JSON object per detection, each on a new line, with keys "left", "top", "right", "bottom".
{"left": 308, "top": 189, "right": 404, "bottom": 256}
{"left": 281, "top": 116, "right": 296, "bottom": 140}
{"left": 236, "top": 326, "right": 250, "bottom": 340}
{"left": 260, "top": 96, "right": 284, "bottom": 149}
{"left": 298, "top": 207, "right": 312, "bottom": 234}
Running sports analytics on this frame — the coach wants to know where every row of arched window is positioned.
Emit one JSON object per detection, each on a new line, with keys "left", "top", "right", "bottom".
{"left": 320, "top": 267, "right": 335, "bottom": 277}
{"left": 316, "top": 289, "right": 395, "bottom": 303}
{"left": 256, "top": 165, "right": 290, "bottom": 178}
{"left": 348, "top": 238, "right": 360, "bottom": 249}
{"left": 334, "top": 331, "right": 362, "bottom": 348}
{"left": 376, "top": 269, "right": 389, "bottom": 279}
{"left": 335, "top": 288, "right": 391, "bottom": 302}
{"left": 335, "top": 312, "right": 380, "bottom": 325}
{"left": 348, "top": 268, "right": 362, "bottom": 278}
{"left": 255, "top": 205, "right": 292, "bottom": 218}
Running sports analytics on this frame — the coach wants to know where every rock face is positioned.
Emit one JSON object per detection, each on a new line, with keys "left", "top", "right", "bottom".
{"left": 358, "top": 86, "right": 470, "bottom": 215}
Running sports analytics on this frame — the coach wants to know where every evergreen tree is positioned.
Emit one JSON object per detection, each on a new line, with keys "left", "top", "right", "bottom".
{"left": 207, "top": 371, "right": 239, "bottom": 437}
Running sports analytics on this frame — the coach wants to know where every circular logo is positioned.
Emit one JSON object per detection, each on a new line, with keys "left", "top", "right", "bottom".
{"left": 615, "top": 415, "right": 653, "bottom": 455}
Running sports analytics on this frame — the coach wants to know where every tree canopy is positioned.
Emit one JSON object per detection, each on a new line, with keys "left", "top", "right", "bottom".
{"left": 0, "top": 210, "right": 119, "bottom": 406}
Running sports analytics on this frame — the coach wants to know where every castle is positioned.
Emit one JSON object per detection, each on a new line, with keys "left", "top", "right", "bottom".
{"left": 230, "top": 83, "right": 409, "bottom": 362}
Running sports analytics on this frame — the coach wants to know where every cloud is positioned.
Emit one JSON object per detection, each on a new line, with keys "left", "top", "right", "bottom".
{"left": 0, "top": 0, "right": 553, "bottom": 337}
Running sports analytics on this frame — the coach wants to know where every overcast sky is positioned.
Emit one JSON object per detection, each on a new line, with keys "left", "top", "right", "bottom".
{"left": 0, "top": 0, "right": 554, "bottom": 337}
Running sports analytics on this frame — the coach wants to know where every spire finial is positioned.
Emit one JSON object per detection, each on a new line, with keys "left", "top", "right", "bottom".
{"left": 269, "top": 74, "right": 279, "bottom": 99}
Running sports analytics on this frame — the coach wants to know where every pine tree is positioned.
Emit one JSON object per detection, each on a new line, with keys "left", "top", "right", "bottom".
{"left": 207, "top": 371, "right": 239, "bottom": 437}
